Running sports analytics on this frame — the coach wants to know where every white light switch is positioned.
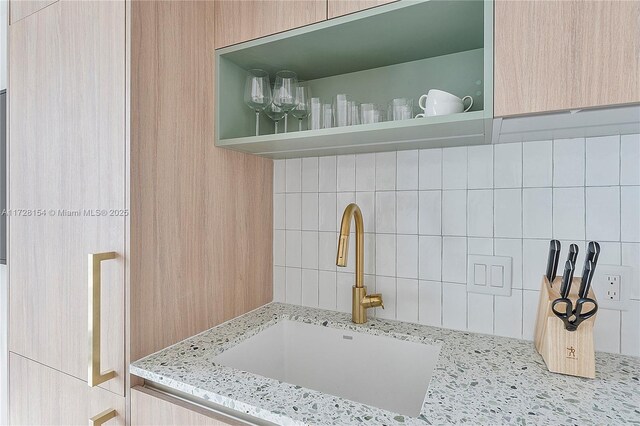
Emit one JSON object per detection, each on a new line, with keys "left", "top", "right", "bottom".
{"left": 467, "top": 255, "right": 512, "bottom": 296}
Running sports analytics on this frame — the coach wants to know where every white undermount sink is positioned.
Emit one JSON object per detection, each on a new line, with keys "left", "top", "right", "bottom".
{"left": 213, "top": 320, "right": 441, "bottom": 417}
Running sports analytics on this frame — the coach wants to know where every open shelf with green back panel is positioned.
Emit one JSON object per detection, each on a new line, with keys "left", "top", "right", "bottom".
{"left": 215, "top": 0, "right": 493, "bottom": 159}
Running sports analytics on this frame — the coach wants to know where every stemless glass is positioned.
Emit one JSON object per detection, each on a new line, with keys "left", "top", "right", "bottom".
{"left": 322, "top": 103, "right": 333, "bottom": 129}
{"left": 291, "top": 84, "right": 311, "bottom": 131}
{"left": 243, "top": 69, "right": 272, "bottom": 136}
{"left": 332, "top": 94, "right": 349, "bottom": 127}
{"left": 309, "top": 97, "right": 322, "bottom": 130}
{"left": 272, "top": 70, "right": 298, "bottom": 133}
{"left": 264, "top": 102, "right": 285, "bottom": 134}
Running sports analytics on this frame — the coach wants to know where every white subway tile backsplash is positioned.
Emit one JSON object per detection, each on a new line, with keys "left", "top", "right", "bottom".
{"left": 419, "top": 149, "right": 442, "bottom": 190}
{"left": 419, "top": 280, "right": 442, "bottom": 327}
{"left": 375, "top": 191, "right": 396, "bottom": 233}
{"left": 318, "top": 270, "right": 337, "bottom": 310}
{"left": 274, "top": 193, "right": 286, "bottom": 229}
{"left": 275, "top": 132, "right": 634, "bottom": 350}
{"left": 302, "top": 157, "right": 319, "bottom": 193}
{"left": 494, "top": 143, "right": 522, "bottom": 188}
{"left": 494, "top": 189, "right": 522, "bottom": 238}
{"left": 397, "top": 235, "right": 418, "bottom": 279}
{"left": 396, "top": 278, "right": 419, "bottom": 323}
{"left": 620, "top": 134, "right": 640, "bottom": 185}
{"left": 467, "top": 292, "right": 493, "bottom": 334}
{"left": 621, "top": 186, "right": 640, "bottom": 242}
{"left": 553, "top": 188, "right": 585, "bottom": 240}
{"left": 376, "top": 276, "right": 396, "bottom": 319}
{"left": 442, "top": 190, "right": 467, "bottom": 236}
{"left": 586, "top": 186, "right": 620, "bottom": 241}
{"left": 286, "top": 267, "right": 302, "bottom": 304}
{"left": 494, "top": 289, "right": 523, "bottom": 339}
{"left": 376, "top": 152, "right": 396, "bottom": 190}
{"left": 355, "top": 153, "right": 376, "bottom": 192}
{"left": 318, "top": 193, "right": 337, "bottom": 232}
{"left": 442, "top": 147, "right": 467, "bottom": 190}
{"left": 419, "top": 191, "right": 441, "bottom": 235}
{"left": 594, "top": 309, "right": 621, "bottom": 354}
{"left": 553, "top": 138, "right": 585, "bottom": 187}
{"left": 442, "top": 236, "right": 467, "bottom": 283}
{"left": 337, "top": 155, "right": 356, "bottom": 192}
{"left": 274, "top": 160, "right": 286, "bottom": 193}
{"left": 301, "top": 231, "right": 319, "bottom": 270}
{"left": 301, "top": 193, "right": 319, "bottom": 231}
{"left": 586, "top": 135, "right": 620, "bottom": 186}
{"left": 419, "top": 236, "right": 442, "bottom": 281}
{"left": 318, "top": 156, "right": 337, "bottom": 192}
{"left": 468, "top": 145, "right": 493, "bottom": 189}
{"left": 522, "top": 140, "right": 552, "bottom": 188}
{"left": 285, "top": 193, "right": 302, "bottom": 230}
{"left": 397, "top": 191, "right": 419, "bottom": 234}
{"left": 376, "top": 234, "right": 396, "bottom": 277}
{"left": 397, "top": 150, "right": 419, "bottom": 190}
{"left": 523, "top": 188, "right": 552, "bottom": 239}
{"left": 285, "top": 230, "right": 301, "bottom": 267}
{"left": 442, "top": 282, "right": 467, "bottom": 331}
{"left": 468, "top": 190, "right": 493, "bottom": 238}
{"left": 286, "top": 158, "right": 302, "bottom": 193}
{"left": 301, "top": 269, "right": 319, "bottom": 308}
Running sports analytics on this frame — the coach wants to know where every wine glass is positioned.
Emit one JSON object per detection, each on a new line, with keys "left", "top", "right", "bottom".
{"left": 264, "top": 102, "right": 285, "bottom": 134}
{"left": 243, "top": 69, "right": 272, "bottom": 136}
{"left": 272, "top": 70, "right": 298, "bottom": 133}
{"left": 291, "top": 85, "right": 311, "bottom": 131}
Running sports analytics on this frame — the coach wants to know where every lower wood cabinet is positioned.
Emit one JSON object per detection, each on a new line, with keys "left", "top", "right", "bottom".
{"left": 9, "top": 353, "right": 125, "bottom": 425}
{"left": 131, "top": 387, "right": 243, "bottom": 426}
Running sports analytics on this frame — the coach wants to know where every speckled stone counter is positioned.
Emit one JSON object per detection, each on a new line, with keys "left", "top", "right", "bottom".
{"left": 131, "top": 303, "right": 640, "bottom": 425}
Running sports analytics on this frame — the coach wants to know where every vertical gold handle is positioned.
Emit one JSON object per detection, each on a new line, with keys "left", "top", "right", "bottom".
{"left": 90, "top": 409, "right": 117, "bottom": 426}
{"left": 88, "top": 252, "right": 117, "bottom": 387}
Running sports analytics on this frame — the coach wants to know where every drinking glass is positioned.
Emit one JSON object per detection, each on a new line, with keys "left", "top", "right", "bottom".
{"left": 361, "top": 103, "right": 386, "bottom": 124}
{"left": 272, "top": 70, "right": 298, "bottom": 133}
{"left": 332, "top": 94, "right": 349, "bottom": 127}
{"left": 348, "top": 101, "right": 360, "bottom": 126}
{"left": 322, "top": 104, "right": 333, "bottom": 129}
{"left": 388, "top": 98, "right": 414, "bottom": 121}
{"left": 310, "top": 97, "right": 322, "bottom": 130}
{"left": 291, "top": 85, "right": 311, "bottom": 131}
{"left": 243, "top": 69, "right": 271, "bottom": 136}
{"left": 264, "top": 102, "right": 285, "bottom": 134}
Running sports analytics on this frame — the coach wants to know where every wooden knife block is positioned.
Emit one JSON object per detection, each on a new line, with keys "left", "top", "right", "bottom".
{"left": 533, "top": 276, "right": 597, "bottom": 379}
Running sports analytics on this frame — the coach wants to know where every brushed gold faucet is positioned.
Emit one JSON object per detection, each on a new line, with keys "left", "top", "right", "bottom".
{"left": 336, "top": 203, "right": 384, "bottom": 324}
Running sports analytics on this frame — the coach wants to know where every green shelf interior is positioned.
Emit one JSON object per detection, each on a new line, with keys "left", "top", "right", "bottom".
{"left": 216, "top": 0, "right": 493, "bottom": 155}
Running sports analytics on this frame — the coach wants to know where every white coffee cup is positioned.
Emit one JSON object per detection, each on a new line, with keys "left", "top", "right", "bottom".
{"left": 415, "top": 89, "right": 473, "bottom": 117}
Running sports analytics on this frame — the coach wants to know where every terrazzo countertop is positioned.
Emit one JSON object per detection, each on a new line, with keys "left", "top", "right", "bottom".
{"left": 131, "top": 303, "right": 640, "bottom": 425}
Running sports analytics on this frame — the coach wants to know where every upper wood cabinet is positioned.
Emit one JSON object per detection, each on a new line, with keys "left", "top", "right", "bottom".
{"left": 328, "top": 0, "right": 396, "bottom": 19}
{"left": 494, "top": 0, "right": 640, "bottom": 117}
{"left": 214, "top": 0, "right": 326, "bottom": 49}
{"left": 9, "top": 0, "right": 126, "bottom": 396}
{"left": 9, "top": 0, "right": 57, "bottom": 24}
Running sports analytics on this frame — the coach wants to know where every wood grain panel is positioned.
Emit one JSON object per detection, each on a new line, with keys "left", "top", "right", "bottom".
{"left": 495, "top": 0, "right": 640, "bottom": 117}
{"left": 9, "top": 0, "right": 57, "bottom": 24}
{"left": 9, "top": 353, "right": 126, "bottom": 425}
{"left": 214, "top": 0, "right": 326, "bottom": 49}
{"left": 131, "top": 387, "right": 242, "bottom": 426}
{"left": 328, "top": 0, "right": 396, "bottom": 19}
{"left": 8, "top": 0, "right": 126, "bottom": 394}
{"left": 130, "top": 0, "right": 273, "bottom": 362}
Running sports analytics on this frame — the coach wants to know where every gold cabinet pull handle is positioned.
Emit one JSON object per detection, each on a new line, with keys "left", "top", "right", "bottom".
{"left": 90, "top": 409, "right": 117, "bottom": 426}
{"left": 88, "top": 252, "right": 117, "bottom": 387}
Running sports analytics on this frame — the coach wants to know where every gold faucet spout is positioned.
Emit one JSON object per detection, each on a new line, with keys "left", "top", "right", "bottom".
{"left": 337, "top": 203, "right": 383, "bottom": 324}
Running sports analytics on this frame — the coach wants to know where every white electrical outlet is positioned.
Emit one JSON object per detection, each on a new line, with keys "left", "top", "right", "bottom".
{"left": 605, "top": 275, "right": 621, "bottom": 301}
{"left": 592, "top": 265, "right": 632, "bottom": 310}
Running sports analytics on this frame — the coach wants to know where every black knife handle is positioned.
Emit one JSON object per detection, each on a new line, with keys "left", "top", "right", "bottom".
{"left": 568, "top": 244, "right": 579, "bottom": 265}
{"left": 578, "top": 260, "right": 594, "bottom": 298}
{"left": 586, "top": 241, "right": 601, "bottom": 269}
{"left": 559, "top": 260, "right": 575, "bottom": 298}
{"left": 546, "top": 240, "right": 561, "bottom": 283}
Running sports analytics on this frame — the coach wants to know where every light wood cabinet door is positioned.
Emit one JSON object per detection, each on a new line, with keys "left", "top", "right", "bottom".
{"left": 131, "top": 387, "right": 243, "bottom": 426}
{"left": 9, "top": 353, "right": 125, "bottom": 426}
{"left": 214, "top": 0, "right": 326, "bottom": 49}
{"left": 327, "top": 0, "right": 396, "bottom": 19}
{"left": 9, "top": 0, "right": 57, "bottom": 24}
{"left": 494, "top": 0, "right": 640, "bottom": 117}
{"left": 8, "top": 0, "right": 126, "bottom": 395}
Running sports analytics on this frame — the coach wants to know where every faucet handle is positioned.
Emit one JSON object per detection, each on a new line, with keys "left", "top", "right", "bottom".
{"left": 361, "top": 293, "right": 384, "bottom": 309}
